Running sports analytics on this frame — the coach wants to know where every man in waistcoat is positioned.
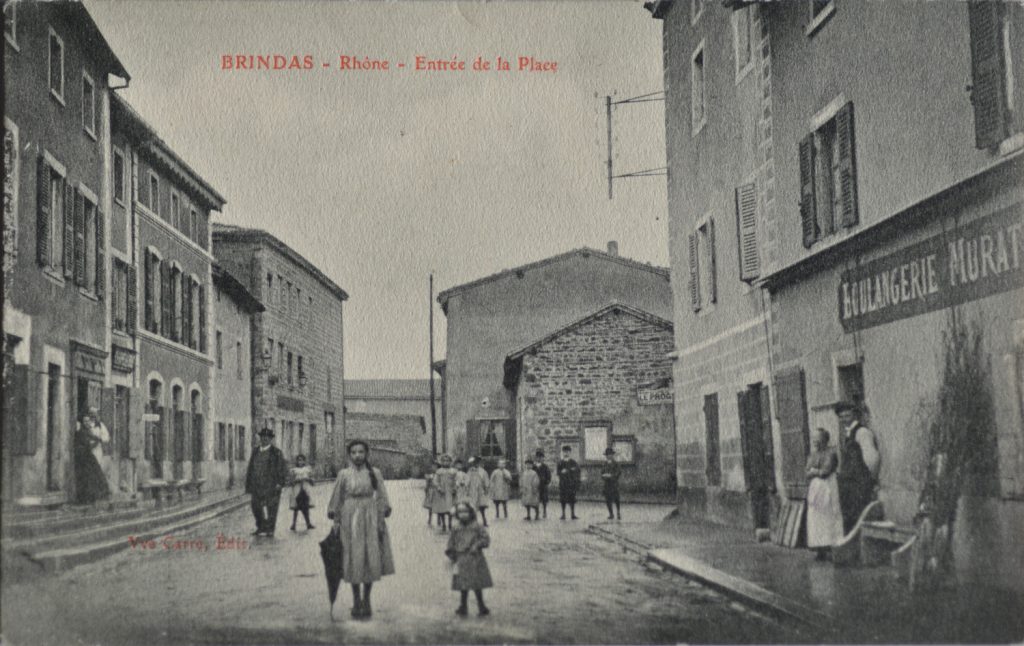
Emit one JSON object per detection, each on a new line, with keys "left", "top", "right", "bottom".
{"left": 834, "top": 401, "right": 880, "bottom": 534}
{"left": 245, "top": 427, "right": 288, "bottom": 537}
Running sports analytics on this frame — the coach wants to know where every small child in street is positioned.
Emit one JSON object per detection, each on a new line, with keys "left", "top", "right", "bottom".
{"left": 446, "top": 502, "right": 493, "bottom": 617}
{"left": 288, "top": 454, "right": 315, "bottom": 531}
{"left": 424, "top": 466, "right": 437, "bottom": 527}
{"left": 455, "top": 459, "right": 471, "bottom": 506}
{"left": 489, "top": 459, "right": 512, "bottom": 519}
{"left": 519, "top": 458, "right": 541, "bottom": 521}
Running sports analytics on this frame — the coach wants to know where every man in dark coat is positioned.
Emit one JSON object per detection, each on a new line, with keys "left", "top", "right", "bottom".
{"left": 600, "top": 447, "right": 622, "bottom": 520}
{"left": 834, "top": 401, "right": 880, "bottom": 534}
{"left": 557, "top": 445, "right": 581, "bottom": 520}
{"left": 534, "top": 449, "right": 552, "bottom": 519}
{"left": 245, "top": 427, "right": 288, "bottom": 537}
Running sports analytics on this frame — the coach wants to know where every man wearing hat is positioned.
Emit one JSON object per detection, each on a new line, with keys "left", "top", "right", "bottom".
{"left": 557, "top": 445, "right": 581, "bottom": 520}
{"left": 600, "top": 447, "right": 622, "bottom": 520}
{"left": 534, "top": 449, "right": 552, "bottom": 519}
{"left": 834, "top": 400, "right": 880, "bottom": 534}
{"left": 245, "top": 427, "right": 289, "bottom": 536}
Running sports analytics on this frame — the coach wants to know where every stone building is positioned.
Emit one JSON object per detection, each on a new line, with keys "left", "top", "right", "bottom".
{"left": 111, "top": 94, "right": 225, "bottom": 492}
{"left": 212, "top": 225, "right": 348, "bottom": 476}
{"left": 503, "top": 304, "right": 676, "bottom": 496}
{"left": 437, "top": 243, "right": 673, "bottom": 467}
{"left": 647, "top": 0, "right": 1024, "bottom": 589}
{"left": 2, "top": 3, "right": 130, "bottom": 505}
{"left": 345, "top": 411, "right": 432, "bottom": 478}
{"left": 209, "top": 264, "right": 263, "bottom": 491}
{"left": 344, "top": 379, "right": 440, "bottom": 451}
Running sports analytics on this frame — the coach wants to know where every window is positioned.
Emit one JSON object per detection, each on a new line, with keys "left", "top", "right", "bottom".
{"left": 237, "top": 426, "right": 247, "bottom": 460}
{"left": 144, "top": 250, "right": 160, "bottom": 332}
{"left": 148, "top": 173, "right": 159, "bottom": 215}
{"left": 691, "top": 41, "right": 706, "bottom": 135}
{"left": 277, "top": 275, "right": 283, "bottom": 307}
{"left": 582, "top": 422, "right": 612, "bottom": 463}
{"left": 277, "top": 342, "right": 285, "bottom": 374}
{"left": 287, "top": 352, "right": 293, "bottom": 386}
{"left": 266, "top": 273, "right": 273, "bottom": 302}
{"left": 113, "top": 148, "right": 126, "bottom": 204}
{"left": 215, "top": 331, "right": 223, "bottom": 368}
{"left": 690, "top": 0, "right": 704, "bottom": 24}
{"left": 3, "top": 118, "right": 19, "bottom": 268}
{"left": 48, "top": 28, "right": 64, "bottom": 102}
{"left": 611, "top": 438, "right": 636, "bottom": 464}
{"left": 480, "top": 421, "right": 505, "bottom": 458}
{"left": 4, "top": 1, "right": 17, "bottom": 50}
{"left": 703, "top": 393, "right": 721, "bottom": 486}
{"left": 217, "top": 422, "right": 226, "bottom": 461}
{"left": 170, "top": 192, "right": 180, "bottom": 231}
{"left": 297, "top": 355, "right": 303, "bottom": 384}
{"left": 81, "top": 73, "right": 96, "bottom": 138}
{"left": 968, "top": 1, "right": 1018, "bottom": 149}
{"left": 286, "top": 281, "right": 293, "bottom": 312}
{"left": 112, "top": 259, "right": 129, "bottom": 332}
{"left": 732, "top": 6, "right": 753, "bottom": 81}
{"left": 44, "top": 164, "right": 66, "bottom": 274}
{"left": 171, "top": 265, "right": 182, "bottom": 341}
{"left": 236, "top": 340, "right": 243, "bottom": 379}
{"left": 82, "top": 195, "right": 97, "bottom": 293}
{"left": 806, "top": 0, "right": 835, "bottom": 36}
{"left": 115, "top": 386, "right": 130, "bottom": 459}
{"left": 298, "top": 423, "right": 305, "bottom": 456}
{"left": 688, "top": 218, "right": 717, "bottom": 311}
{"left": 190, "top": 208, "right": 198, "bottom": 242}
{"left": 735, "top": 182, "right": 760, "bottom": 281}
{"left": 800, "top": 102, "right": 858, "bottom": 248}
{"left": 308, "top": 296, "right": 313, "bottom": 324}
{"left": 296, "top": 287, "right": 302, "bottom": 319}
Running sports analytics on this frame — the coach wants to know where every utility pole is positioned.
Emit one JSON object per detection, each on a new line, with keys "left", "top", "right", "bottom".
{"left": 607, "top": 95, "right": 614, "bottom": 200}
{"left": 429, "top": 273, "right": 438, "bottom": 457}
{"left": 603, "top": 91, "right": 667, "bottom": 199}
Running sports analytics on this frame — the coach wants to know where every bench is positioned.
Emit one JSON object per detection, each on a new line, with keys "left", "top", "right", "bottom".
{"left": 860, "top": 520, "right": 916, "bottom": 566}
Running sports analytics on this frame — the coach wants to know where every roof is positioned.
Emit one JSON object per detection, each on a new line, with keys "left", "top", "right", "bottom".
{"left": 345, "top": 380, "right": 440, "bottom": 401}
{"left": 436, "top": 247, "right": 670, "bottom": 312}
{"left": 71, "top": 4, "right": 131, "bottom": 81}
{"left": 212, "top": 264, "right": 265, "bottom": 314}
{"left": 110, "top": 95, "right": 226, "bottom": 210}
{"left": 211, "top": 224, "right": 349, "bottom": 301}
{"left": 504, "top": 302, "right": 673, "bottom": 376}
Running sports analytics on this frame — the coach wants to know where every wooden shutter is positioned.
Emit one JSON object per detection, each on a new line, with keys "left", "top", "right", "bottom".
{"left": 735, "top": 183, "right": 760, "bottom": 281}
{"left": 183, "top": 277, "right": 192, "bottom": 348}
{"left": 193, "top": 413, "right": 204, "bottom": 462}
{"left": 74, "top": 190, "right": 86, "bottom": 285}
{"left": 126, "top": 264, "right": 138, "bottom": 334}
{"left": 63, "top": 181, "right": 74, "bottom": 278}
{"left": 100, "top": 388, "right": 115, "bottom": 457}
{"left": 5, "top": 364, "right": 36, "bottom": 455}
{"left": 759, "top": 385, "right": 776, "bottom": 492}
{"left": 143, "top": 252, "right": 153, "bottom": 332}
{"left": 198, "top": 285, "right": 207, "bottom": 353}
{"left": 703, "top": 393, "right": 721, "bottom": 487}
{"left": 688, "top": 232, "right": 700, "bottom": 311}
{"left": 968, "top": 1, "right": 1009, "bottom": 149}
{"left": 36, "top": 155, "right": 51, "bottom": 266}
{"left": 799, "top": 134, "right": 817, "bottom": 248}
{"left": 836, "top": 102, "right": 859, "bottom": 228}
{"left": 95, "top": 208, "right": 105, "bottom": 298}
{"left": 774, "top": 367, "right": 810, "bottom": 499}
{"left": 161, "top": 262, "right": 171, "bottom": 336}
{"left": 707, "top": 218, "right": 718, "bottom": 304}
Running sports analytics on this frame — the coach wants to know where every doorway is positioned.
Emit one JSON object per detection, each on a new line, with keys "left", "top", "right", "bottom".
{"left": 46, "top": 364, "right": 62, "bottom": 491}
{"left": 172, "top": 386, "right": 184, "bottom": 480}
{"left": 738, "top": 383, "right": 776, "bottom": 529}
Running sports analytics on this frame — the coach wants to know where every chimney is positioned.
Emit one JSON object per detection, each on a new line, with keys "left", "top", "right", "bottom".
{"left": 607, "top": 241, "right": 619, "bottom": 256}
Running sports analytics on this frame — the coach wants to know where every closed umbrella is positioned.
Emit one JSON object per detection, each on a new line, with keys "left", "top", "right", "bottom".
{"left": 319, "top": 528, "right": 344, "bottom": 619}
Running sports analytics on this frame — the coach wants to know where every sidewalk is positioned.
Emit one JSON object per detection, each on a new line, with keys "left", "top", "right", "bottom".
{"left": 590, "top": 513, "right": 1024, "bottom": 644}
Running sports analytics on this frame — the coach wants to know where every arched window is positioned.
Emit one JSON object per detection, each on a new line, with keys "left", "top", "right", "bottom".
{"left": 171, "top": 385, "right": 184, "bottom": 479}
{"left": 147, "top": 379, "right": 164, "bottom": 477}
{"left": 191, "top": 389, "right": 204, "bottom": 468}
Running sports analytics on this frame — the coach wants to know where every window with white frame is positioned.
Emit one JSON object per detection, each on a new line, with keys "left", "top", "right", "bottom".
{"left": 82, "top": 73, "right": 96, "bottom": 138}
{"left": 83, "top": 193, "right": 98, "bottom": 293}
{"left": 112, "top": 259, "right": 129, "bottom": 332}
{"left": 691, "top": 41, "right": 707, "bottom": 135}
{"left": 148, "top": 172, "right": 159, "bottom": 215}
{"left": 3, "top": 118, "right": 19, "bottom": 268}
{"left": 48, "top": 164, "right": 66, "bottom": 273}
{"left": 733, "top": 5, "right": 753, "bottom": 80}
{"left": 48, "top": 28, "right": 64, "bottom": 102}
{"left": 4, "top": 2, "right": 17, "bottom": 50}
{"left": 688, "top": 217, "right": 718, "bottom": 311}
{"left": 190, "top": 207, "right": 198, "bottom": 242}
{"left": 799, "top": 101, "right": 859, "bottom": 248}
{"left": 113, "top": 148, "right": 126, "bottom": 204}
{"left": 170, "top": 191, "right": 180, "bottom": 231}
{"left": 690, "top": 0, "right": 704, "bottom": 24}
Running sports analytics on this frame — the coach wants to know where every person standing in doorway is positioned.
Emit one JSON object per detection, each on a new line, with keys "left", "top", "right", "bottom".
{"left": 327, "top": 440, "right": 395, "bottom": 620}
{"left": 600, "top": 447, "right": 622, "bottom": 520}
{"left": 557, "top": 445, "right": 581, "bottom": 520}
{"left": 489, "top": 459, "right": 511, "bottom": 519}
{"left": 74, "top": 408, "right": 111, "bottom": 505}
{"left": 245, "top": 428, "right": 288, "bottom": 537}
{"left": 834, "top": 401, "right": 880, "bottom": 534}
{"left": 534, "top": 449, "right": 552, "bottom": 520}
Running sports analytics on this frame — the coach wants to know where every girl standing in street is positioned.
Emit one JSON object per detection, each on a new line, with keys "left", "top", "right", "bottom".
{"left": 289, "top": 454, "right": 315, "bottom": 531}
{"left": 489, "top": 459, "right": 511, "bottom": 520}
{"left": 467, "top": 457, "right": 491, "bottom": 527}
{"left": 327, "top": 440, "right": 395, "bottom": 619}
{"left": 805, "top": 428, "right": 844, "bottom": 560}
{"left": 445, "top": 502, "right": 493, "bottom": 617}
{"left": 432, "top": 455, "right": 457, "bottom": 532}
{"left": 454, "top": 459, "right": 471, "bottom": 506}
{"left": 519, "top": 458, "right": 541, "bottom": 521}
{"left": 423, "top": 465, "right": 437, "bottom": 527}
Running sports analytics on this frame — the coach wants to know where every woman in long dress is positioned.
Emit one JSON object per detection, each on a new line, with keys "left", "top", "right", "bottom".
{"left": 327, "top": 440, "right": 394, "bottom": 619}
{"left": 805, "top": 428, "right": 844, "bottom": 560}
{"left": 74, "top": 408, "right": 110, "bottom": 505}
{"left": 432, "top": 455, "right": 457, "bottom": 532}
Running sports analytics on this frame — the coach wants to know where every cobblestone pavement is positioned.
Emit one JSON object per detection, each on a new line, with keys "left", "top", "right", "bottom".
{"left": 1, "top": 480, "right": 807, "bottom": 644}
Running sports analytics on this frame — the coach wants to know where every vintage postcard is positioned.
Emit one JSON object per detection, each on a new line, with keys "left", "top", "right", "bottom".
{"left": 2, "top": 0, "right": 1023, "bottom": 644}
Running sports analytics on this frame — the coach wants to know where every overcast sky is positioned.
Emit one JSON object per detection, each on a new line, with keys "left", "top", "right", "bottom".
{"left": 84, "top": 0, "right": 670, "bottom": 379}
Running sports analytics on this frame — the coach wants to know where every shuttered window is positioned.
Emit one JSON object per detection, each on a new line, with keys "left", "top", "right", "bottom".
{"left": 799, "top": 102, "right": 858, "bottom": 248}
{"left": 703, "top": 393, "right": 721, "bottom": 487}
{"left": 735, "top": 183, "right": 760, "bottom": 281}
{"left": 968, "top": 1, "right": 1012, "bottom": 149}
{"left": 3, "top": 119, "right": 19, "bottom": 268}
{"left": 688, "top": 232, "right": 701, "bottom": 311}
{"left": 774, "top": 367, "right": 810, "bottom": 499}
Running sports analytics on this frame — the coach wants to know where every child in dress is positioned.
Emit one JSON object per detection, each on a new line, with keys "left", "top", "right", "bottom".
{"left": 424, "top": 466, "right": 437, "bottom": 527}
{"left": 519, "top": 458, "right": 541, "bottom": 521}
{"left": 288, "top": 454, "right": 315, "bottom": 531}
{"left": 489, "top": 459, "right": 512, "bottom": 519}
{"left": 454, "top": 459, "right": 472, "bottom": 506}
{"left": 432, "top": 455, "right": 457, "bottom": 532}
{"left": 445, "top": 502, "right": 493, "bottom": 617}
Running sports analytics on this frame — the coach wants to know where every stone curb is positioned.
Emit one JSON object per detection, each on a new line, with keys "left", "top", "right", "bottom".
{"left": 587, "top": 524, "right": 831, "bottom": 632}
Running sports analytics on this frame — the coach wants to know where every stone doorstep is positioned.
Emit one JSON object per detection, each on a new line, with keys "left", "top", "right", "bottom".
{"left": 587, "top": 524, "right": 831, "bottom": 632}
{"left": 29, "top": 495, "right": 250, "bottom": 574}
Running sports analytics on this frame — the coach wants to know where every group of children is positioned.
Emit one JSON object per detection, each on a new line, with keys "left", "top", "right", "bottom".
{"left": 424, "top": 454, "right": 511, "bottom": 530}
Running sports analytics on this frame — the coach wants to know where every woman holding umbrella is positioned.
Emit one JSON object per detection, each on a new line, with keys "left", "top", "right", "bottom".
{"left": 327, "top": 440, "right": 395, "bottom": 620}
